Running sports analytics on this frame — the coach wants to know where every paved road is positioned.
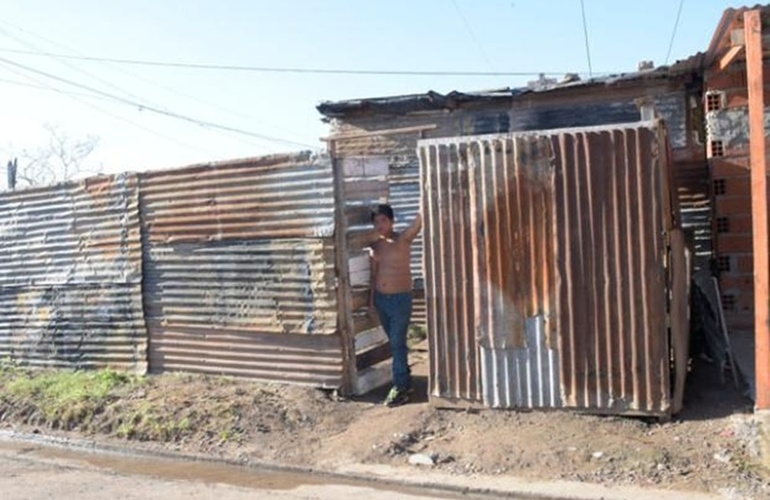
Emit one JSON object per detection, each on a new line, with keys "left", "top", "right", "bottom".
{"left": 0, "top": 441, "right": 454, "bottom": 500}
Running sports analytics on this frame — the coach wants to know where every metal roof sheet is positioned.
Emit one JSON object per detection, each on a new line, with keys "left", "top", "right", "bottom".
{"left": 317, "top": 54, "right": 705, "bottom": 118}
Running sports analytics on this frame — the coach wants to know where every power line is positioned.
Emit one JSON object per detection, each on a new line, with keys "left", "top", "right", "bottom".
{"left": 0, "top": 55, "right": 318, "bottom": 150}
{"left": 0, "top": 20, "right": 313, "bottom": 145}
{"left": 0, "top": 61, "right": 221, "bottom": 158}
{"left": 665, "top": 0, "right": 685, "bottom": 65}
{"left": 0, "top": 47, "right": 611, "bottom": 77}
{"left": 0, "top": 75, "right": 115, "bottom": 101}
{"left": 0, "top": 25, "right": 290, "bottom": 152}
{"left": 0, "top": 24, "right": 160, "bottom": 114}
{"left": 580, "top": 0, "right": 593, "bottom": 78}
{"left": 450, "top": 0, "right": 503, "bottom": 86}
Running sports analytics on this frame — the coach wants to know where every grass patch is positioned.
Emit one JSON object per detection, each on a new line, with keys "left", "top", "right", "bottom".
{"left": 0, "top": 367, "right": 141, "bottom": 430}
{"left": 115, "top": 401, "right": 194, "bottom": 441}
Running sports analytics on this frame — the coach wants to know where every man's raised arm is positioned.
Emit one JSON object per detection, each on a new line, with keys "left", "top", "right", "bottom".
{"left": 402, "top": 212, "right": 422, "bottom": 243}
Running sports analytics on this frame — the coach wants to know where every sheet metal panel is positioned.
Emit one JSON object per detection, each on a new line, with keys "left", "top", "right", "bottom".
{"left": 419, "top": 121, "right": 673, "bottom": 416}
{"left": 420, "top": 143, "right": 480, "bottom": 401}
{"left": 552, "top": 124, "right": 671, "bottom": 415}
{"left": 141, "top": 153, "right": 342, "bottom": 385}
{"left": 481, "top": 316, "right": 560, "bottom": 408}
{"left": 0, "top": 174, "right": 146, "bottom": 371}
{"left": 141, "top": 152, "right": 335, "bottom": 242}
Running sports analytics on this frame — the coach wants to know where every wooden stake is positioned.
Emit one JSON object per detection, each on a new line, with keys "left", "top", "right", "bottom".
{"left": 745, "top": 9, "right": 770, "bottom": 409}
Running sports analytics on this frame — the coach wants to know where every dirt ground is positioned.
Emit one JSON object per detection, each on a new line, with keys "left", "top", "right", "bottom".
{"left": 0, "top": 342, "right": 766, "bottom": 499}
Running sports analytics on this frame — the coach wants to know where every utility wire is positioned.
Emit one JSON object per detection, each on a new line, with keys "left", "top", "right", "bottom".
{"left": 0, "top": 25, "right": 161, "bottom": 115}
{"left": 450, "top": 0, "right": 503, "bottom": 86}
{"left": 0, "top": 20, "right": 312, "bottom": 144}
{"left": 0, "top": 75, "right": 115, "bottom": 102}
{"left": 0, "top": 61, "right": 221, "bottom": 158}
{"left": 0, "top": 25, "right": 289, "bottom": 151}
{"left": 0, "top": 55, "right": 317, "bottom": 149}
{"left": 0, "top": 47, "right": 610, "bottom": 77}
{"left": 665, "top": 0, "right": 685, "bottom": 65}
{"left": 580, "top": 0, "right": 593, "bottom": 78}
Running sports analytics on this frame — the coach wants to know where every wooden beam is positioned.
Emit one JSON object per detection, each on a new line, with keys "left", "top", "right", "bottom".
{"left": 720, "top": 45, "right": 745, "bottom": 71}
{"left": 330, "top": 140, "right": 357, "bottom": 396}
{"left": 745, "top": 9, "right": 770, "bottom": 410}
{"left": 321, "top": 124, "right": 437, "bottom": 142}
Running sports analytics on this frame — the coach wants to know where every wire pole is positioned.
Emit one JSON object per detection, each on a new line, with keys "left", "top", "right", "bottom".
{"left": 580, "top": 0, "right": 593, "bottom": 78}
{"left": 665, "top": 0, "right": 685, "bottom": 65}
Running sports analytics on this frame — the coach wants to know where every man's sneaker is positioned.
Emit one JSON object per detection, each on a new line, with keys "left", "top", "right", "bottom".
{"left": 383, "top": 386, "right": 409, "bottom": 407}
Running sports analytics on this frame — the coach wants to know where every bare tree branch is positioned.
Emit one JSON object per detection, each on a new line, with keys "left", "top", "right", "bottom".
{"left": 15, "top": 124, "right": 101, "bottom": 188}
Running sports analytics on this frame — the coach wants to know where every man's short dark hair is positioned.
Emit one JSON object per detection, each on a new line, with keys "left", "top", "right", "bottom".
{"left": 371, "top": 203, "right": 394, "bottom": 222}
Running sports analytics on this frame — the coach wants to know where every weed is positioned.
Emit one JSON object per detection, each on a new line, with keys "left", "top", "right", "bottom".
{"left": 407, "top": 324, "right": 427, "bottom": 347}
{"left": 218, "top": 426, "right": 244, "bottom": 444}
{"left": 2, "top": 368, "right": 142, "bottom": 430}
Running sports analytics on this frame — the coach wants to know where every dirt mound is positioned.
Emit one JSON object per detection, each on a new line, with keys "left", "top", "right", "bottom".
{"left": 0, "top": 348, "right": 766, "bottom": 498}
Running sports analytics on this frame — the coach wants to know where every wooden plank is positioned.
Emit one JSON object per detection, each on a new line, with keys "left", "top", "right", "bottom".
{"left": 356, "top": 341, "right": 392, "bottom": 371}
{"left": 355, "top": 327, "right": 388, "bottom": 353}
{"left": 349, "top": 253, "right": 371, "bottom": 288}
{"left": 331, "top": 142, "right": 357, "bottom": 396}
{"left": 670, "top": 229, "right": 690, "bottom": 415}
{"left": 720, "top": 45, "right": 745, "bottom": 71}
{"left": 354, "top": 361, "right": 392, "bottom": 395}
{"left": 350, "top": 287, "right": 370, "bottom": 311}
{"left": 345, "top": 205, "right": 373, "bottom": 227}
{"left": 347, "top": 229, "right": 377, "bottom": 253}
{"left": 343, "top": 178, "right": 389, "bottom": 202}
{"left": 322, "top": 124, "right": 438, "bottom": 142}
{"left": 745, "top": 9, "right": 770, "bottom": 410}
{"left": 341, "top": 157, "right": 365, "bottom": 177}
{"left": 364, "top": 157, "right": 390, "bottom": 177}
{"left": 352, "top": 311, "right": 378, "bottom": 335}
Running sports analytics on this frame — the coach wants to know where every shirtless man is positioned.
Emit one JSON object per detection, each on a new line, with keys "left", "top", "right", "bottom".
{"left": 369, "top": 204, "right": 422, "bottom": 407}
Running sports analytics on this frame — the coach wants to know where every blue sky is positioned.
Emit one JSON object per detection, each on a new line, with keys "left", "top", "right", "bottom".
{"left": 0, "top": 1, "right": 735, "bottom": 175}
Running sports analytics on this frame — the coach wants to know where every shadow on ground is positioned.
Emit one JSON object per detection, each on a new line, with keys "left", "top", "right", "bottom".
{"left": 677, "top": 354, "right": 753, "bottom": 421}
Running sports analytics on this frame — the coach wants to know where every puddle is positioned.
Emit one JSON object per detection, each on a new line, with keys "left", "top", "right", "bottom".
{"left": 0, "top": 439, "right": 485, "bottom": 498}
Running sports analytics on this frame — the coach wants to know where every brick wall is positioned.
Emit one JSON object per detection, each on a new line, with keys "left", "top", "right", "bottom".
{"left": 706, "top": 60, "right": 770, "bottom": 330}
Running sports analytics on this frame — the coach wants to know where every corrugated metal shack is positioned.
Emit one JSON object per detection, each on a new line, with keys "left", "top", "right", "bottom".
{"left": 140, "top": 153, "right": 342, "bottom": 386}
{"left": 318, "top": 58, "right": 708, "bottom": 402}
{"left": 0, "top": 152, "right": 358, "bottom": 391}
{"left": 418, "top": 121, "right": 687, "bottom": 417}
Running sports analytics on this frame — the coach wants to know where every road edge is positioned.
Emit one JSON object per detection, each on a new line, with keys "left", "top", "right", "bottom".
{"left": 0, "top": 429, "right": 720, "bottom": 500}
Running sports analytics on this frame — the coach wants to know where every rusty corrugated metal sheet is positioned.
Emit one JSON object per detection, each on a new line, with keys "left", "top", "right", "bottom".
{"left": 420, "top": 141, "right": 481, "bottom": 401}
{"left": 0, "top": 173, "right": 147, "bottom": 371}
{"left": 419, "top": 121, "right": 675, "bottom": 416}
{"left": 140, "top": 152, "right": 342, "bottom": 386}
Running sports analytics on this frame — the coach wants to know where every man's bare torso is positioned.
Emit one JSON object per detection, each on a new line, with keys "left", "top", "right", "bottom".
{"left": 371, "top": 234, "right": 413, "bottom": 294}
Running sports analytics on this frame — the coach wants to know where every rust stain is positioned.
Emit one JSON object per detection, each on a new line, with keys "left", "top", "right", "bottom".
{"left": 140, "top": 152, "right": 342, "bottom": 386}
{"left": 419, "top": 121, "right": 676, "bottom": 416}
{"left": 0, "top": 172, "right": 146, "bottom": 372}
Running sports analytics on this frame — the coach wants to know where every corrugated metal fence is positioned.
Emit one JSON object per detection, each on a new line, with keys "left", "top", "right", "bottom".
{"left": 0, "top": 153, "right": 343, "bottom": 387}
{"left": 419, "top": 121, "right": 681, "bottom": 417}
{"left": 141, "top": 153, "right": 341, "bottom": 385}
{"left": 0, "top": 173, "right": 147, "bottom": 371}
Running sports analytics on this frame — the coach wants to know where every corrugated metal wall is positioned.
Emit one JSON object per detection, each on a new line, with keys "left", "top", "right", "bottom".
{"left": 140, "top": 153, "right": 342, "bottom": 386}
{"left": 551, "top": 123, "right": 672, "bottom": 415}
{"left": 0, "top": 173, "right": 147, "bottom": 371}
{"left": 419, "top": 121, "right": 675, "bottom": 416}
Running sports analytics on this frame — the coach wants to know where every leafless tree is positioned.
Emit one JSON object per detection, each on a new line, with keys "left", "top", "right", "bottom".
{"left": 16, "top": 124, "right": 101, "bottom": 187}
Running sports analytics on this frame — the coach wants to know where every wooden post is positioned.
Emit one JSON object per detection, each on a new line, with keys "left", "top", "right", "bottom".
{"left": 329, "top": 140, "right": 357, "bottom": 396}
{"left": 745, "top": 9, "right": 770, "bottom": 409}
